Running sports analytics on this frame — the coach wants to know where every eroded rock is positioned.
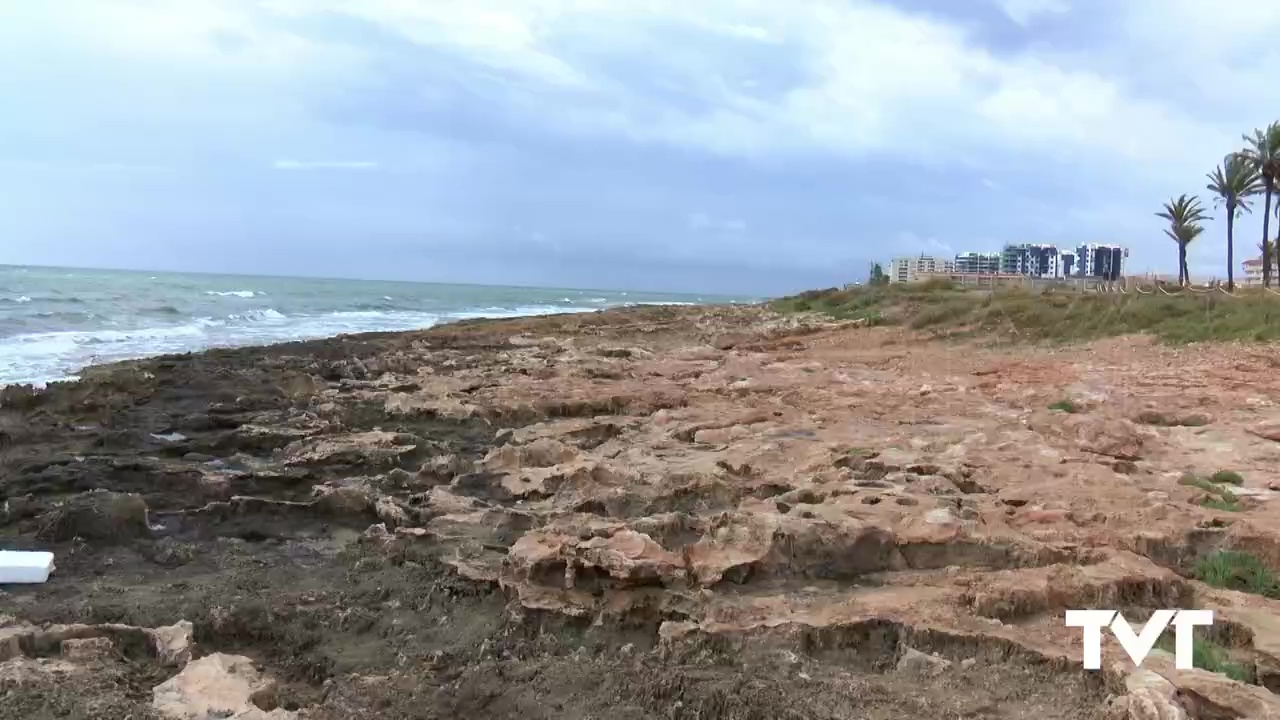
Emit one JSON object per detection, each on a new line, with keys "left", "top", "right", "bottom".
{"left": 151, "top": 653, "right": 295, "bottom": 720}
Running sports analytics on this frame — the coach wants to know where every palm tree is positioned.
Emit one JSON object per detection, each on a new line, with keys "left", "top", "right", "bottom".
{"left": 1208, "top": 154, "right": 1264, "bottom": 290}
{"left": 1157, "top": 194, "right": 1210, "bottom": 285}
{"left": 1237, "top": 123, "right": 1280, "bottom": 285}
{"left": 1260, "top": 239, "right": 1275, "bottom": 285}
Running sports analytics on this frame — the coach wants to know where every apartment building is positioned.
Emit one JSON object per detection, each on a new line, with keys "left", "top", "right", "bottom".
{"left": 1000, "top": 243, "right": 1062, "bottom": 278}
{"left": 954, "top": 252, "right": 1001, "bottom": 275}
{"left": 884, "top": 243, "right": 1129, "bottom": 284}
{"left": 887, "top": 255, "right": 956, "bottom": 284}
{"left": 1244, "top": 257, "right": 1266, "bottom": 286}
{"left": 1074, "top": 243, "right": 1127, "bottom": 281}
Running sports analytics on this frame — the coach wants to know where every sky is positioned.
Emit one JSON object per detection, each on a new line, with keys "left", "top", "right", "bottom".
{"left": 2, "top": 0, "right": 1280, "bottom": 296}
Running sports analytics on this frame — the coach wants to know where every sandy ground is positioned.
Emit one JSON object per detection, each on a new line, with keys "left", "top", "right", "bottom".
{"left": 3, "top": 304, "right": 1280, "bottom": 719}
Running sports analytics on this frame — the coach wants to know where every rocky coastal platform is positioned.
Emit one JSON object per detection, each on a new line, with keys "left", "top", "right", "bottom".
{"left": 3, "top": 304, "right": 1280, "bottom": 718}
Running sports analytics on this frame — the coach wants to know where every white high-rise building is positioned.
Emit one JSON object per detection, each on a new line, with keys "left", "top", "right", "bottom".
{"left": 1074, "top": 244, "right": 1128, "bottom": 280}
{"left": 954, "top": 252, "right": 1001, "bottom": 274}
{"left": 887, "top": 255, "right": 956, "bottom": 283}
{"left": 1000, "top": 243, "right": 1064, "bottom": 278}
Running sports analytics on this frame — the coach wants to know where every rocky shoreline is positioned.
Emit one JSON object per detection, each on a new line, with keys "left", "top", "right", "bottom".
{"left": 3, "top": 304, "right": 1280, "bottom": 718}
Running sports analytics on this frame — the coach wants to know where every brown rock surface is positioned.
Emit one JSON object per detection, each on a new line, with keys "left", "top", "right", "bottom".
{"left": 152, "top": 653, "right": 294, "bottom": 719}
{"left": 5, "top": 304, "right": 1280, "bottom": 716}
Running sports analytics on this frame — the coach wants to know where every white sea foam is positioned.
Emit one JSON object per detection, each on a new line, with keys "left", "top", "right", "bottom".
{"left": 8, "top": 296, "right": 32, "bottom": 304}
{"left": 230, "top": 308, "right": 288, "bottom": 322}
{"left": 205, "top": 290, "right": 257, "bottom": 298}
{"left": 0, "top": 305, "right": 595, "bottom": 387}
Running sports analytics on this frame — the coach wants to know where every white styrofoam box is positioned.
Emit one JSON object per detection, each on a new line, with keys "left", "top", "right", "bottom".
{"left": 0, "top": 551, "right": 55, "bottom": 584}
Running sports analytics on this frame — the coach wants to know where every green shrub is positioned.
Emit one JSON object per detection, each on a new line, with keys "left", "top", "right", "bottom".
{"left": 1210, "top": 470, "right": 1245, "bottom": 486}
{"left": 1179, "top": 475, "right": 1242, "bottom": 511}
{"left": 1193, "top": 551, "right": 1280, "bottom": 598}
{"left": 771, "top": 284, "right": 1280, "bottom": 345}
{"left": 1200, "top": 497, "right": 1242, "bottom": 512}
{"left": 1157, "top": 634, "right": 1252, "bottom": 682}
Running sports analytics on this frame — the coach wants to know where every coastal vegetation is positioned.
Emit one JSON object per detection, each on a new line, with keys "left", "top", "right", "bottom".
{"left": 1167, "top": 122, "right": 1280, "bottom": 288}
{"left": 772, "top": 280, "right": 1280, "bottom": 344}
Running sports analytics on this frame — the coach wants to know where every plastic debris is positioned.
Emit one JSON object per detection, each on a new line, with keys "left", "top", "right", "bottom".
{"left": 0, "top": 550, "right": 55, "bottom": 584}
{"left": 150, "top": 432, "right": 188, "bottom": 443}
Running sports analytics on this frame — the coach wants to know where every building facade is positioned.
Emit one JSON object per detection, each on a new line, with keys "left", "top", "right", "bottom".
{"left": 1244, "top": 257, "right": 1265, "bottom": 286}
{"left": 1074, "top": 244, "right": 1128, "bottom": 281}
{"left": 884, "top": 244, "right": 1129, "bottom": 284}
{"left": 887, "top": 255, "right": 956, "bottom": 284}
{"left": 954, "top": 252, "right": 1001, "bottom": 275}
{"left": 1000, "top": 244, "right": 1062, "bottom": 278}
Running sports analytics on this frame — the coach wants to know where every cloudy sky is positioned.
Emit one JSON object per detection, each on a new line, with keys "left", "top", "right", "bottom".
{"left": 1, "top": 0, "right": 1279, "bottom": 295}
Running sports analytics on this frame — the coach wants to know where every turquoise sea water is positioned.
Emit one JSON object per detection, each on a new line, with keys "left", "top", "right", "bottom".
{"left": 0, "top": 265, "right": 751, "bottom": 386}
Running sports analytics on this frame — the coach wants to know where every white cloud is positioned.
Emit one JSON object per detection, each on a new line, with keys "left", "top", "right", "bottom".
{"left": 272, "top": 160, "right": 378, "bottom": 170}
{"left": 233, "top": 0, "right": 1274, "bottom": 185}
{"left": 16, "top": 0, "right": 1277, "bottom": 180}
{"left": 10, "top": 0, "right": 1280, "bottom": 281}
{"left": 993, "top": 0, "right": 1070, "bottom": 26}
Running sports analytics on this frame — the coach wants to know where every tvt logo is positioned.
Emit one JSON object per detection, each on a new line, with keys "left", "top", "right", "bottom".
{"left": 1066, "top": 609, "right": 1214, "bottom": 670}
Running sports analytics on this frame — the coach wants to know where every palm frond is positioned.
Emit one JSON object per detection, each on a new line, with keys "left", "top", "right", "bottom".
{"left": 1207, "top": 154, "right": 1263, "bottom": 213}
{"left": 1239, "top": 122, "right": 1280, "bottom": 182}
{"left": 1159, "top": 193, "right": 1209, "bottom": 250}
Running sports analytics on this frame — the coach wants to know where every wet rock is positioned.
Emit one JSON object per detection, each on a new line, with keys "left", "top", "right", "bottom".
{"left": 896, "top": 647, "right": 951, "bottom": 677}
{"left": 36, "top": 491, "right": 150, "bottom": 544}
{"left": 151, "top": 652, "right": 295, "bottom": 719}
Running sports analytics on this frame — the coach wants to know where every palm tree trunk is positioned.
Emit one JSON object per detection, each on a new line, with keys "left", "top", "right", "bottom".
{"left": 1227, "top": 204, "right": 1236, "bottom": 292}
{"left": 1266, "top": 183, "right": 1275, "bottom": 287}
{"left": 1179, "top": 244, "right": 1188, "bottom": 286}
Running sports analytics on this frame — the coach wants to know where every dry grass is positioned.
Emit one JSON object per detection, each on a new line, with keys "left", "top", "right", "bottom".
{"left": 772, "top": 282, "right": 1280, "bottom": 344}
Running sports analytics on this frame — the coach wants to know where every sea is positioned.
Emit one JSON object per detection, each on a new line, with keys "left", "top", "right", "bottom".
{"left": 0, "top": 265, "right": 752, "bottom": 387}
